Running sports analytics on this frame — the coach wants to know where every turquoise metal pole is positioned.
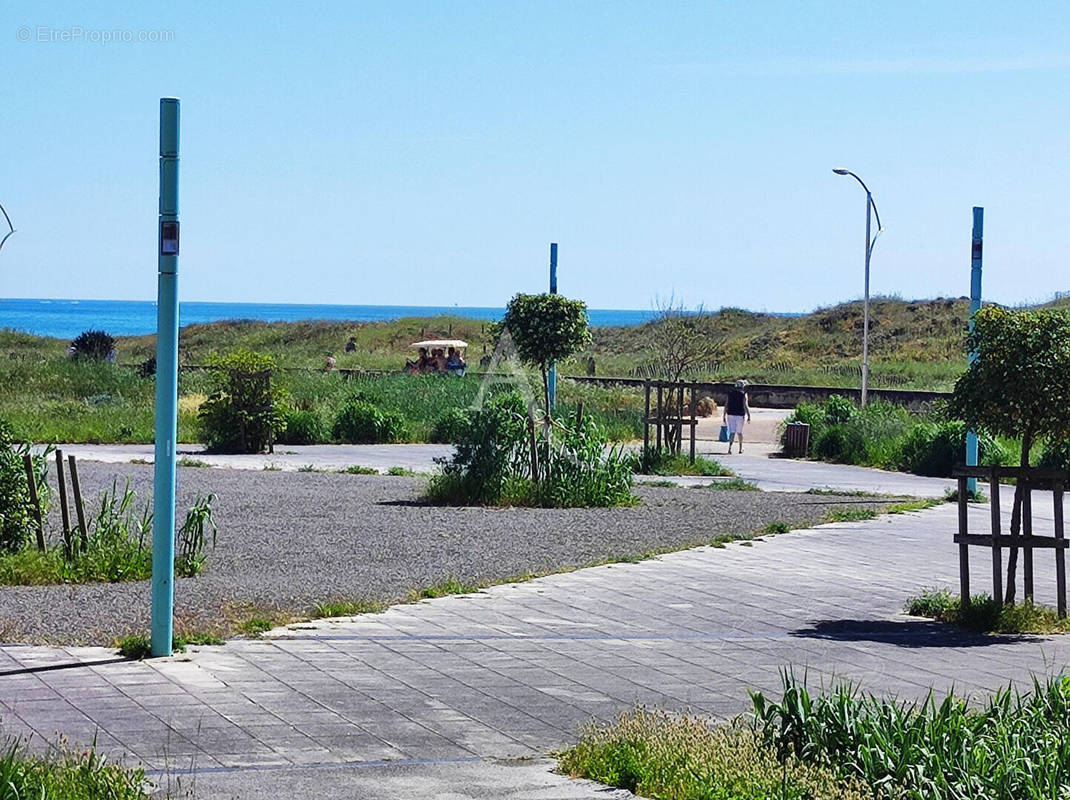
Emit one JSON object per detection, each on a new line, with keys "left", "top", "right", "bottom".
{"left": 152, "top": 98, "right": 180, "bottom": 657}
{"left": 547, "top": 242, "right": 558, "bottom": 410}
{"left": 966, "top": 207, "right": 983, "bottom": 495}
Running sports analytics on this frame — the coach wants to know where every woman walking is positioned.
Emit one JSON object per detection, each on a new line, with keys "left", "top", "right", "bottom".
{"left": 724, "top": 379, "right": 751, "bottom": 454}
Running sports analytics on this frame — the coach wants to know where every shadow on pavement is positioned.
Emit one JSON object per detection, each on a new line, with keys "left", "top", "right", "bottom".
{"left": 792, "top": 619, "right": 1030, "bottom": 647}
{"left": 0, "top": 656, "right": 128, "bottom": 677}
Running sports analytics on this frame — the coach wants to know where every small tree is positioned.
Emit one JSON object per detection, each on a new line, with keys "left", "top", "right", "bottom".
{"left": 501, "top": 293, "right": 591, "bottom": 415}
{"left": 198, "top": 348, "right": 285, "bottom": 453}
{"left": 950, "top": 306, "right": 1070, "bottom": 602}
{"left": 646, "top": 302, "right": 724, "bottom": 452}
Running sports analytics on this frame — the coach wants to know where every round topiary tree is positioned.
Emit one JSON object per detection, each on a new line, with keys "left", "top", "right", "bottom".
{"left": 950, "top": 305, "right": 1070, "bottom": 602}
{"left": 501, "top": 292, "right": 591, "bottom": 415}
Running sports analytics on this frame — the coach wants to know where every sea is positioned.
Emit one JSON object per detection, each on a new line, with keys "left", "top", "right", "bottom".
{"left": 0, "top": 298, "right": 660, "bottom": 340}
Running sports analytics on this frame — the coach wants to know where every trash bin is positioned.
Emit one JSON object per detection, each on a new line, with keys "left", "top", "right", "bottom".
{"left": 784, "top": 422, "right": 810, "bottom": 457}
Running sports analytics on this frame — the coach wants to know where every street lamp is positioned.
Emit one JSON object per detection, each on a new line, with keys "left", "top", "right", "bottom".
{"left": 833, "top": 168, "right": 882, "bottom": 406}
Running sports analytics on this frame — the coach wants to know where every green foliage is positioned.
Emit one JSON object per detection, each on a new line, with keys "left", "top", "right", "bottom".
{"left": 69, "top": 329, "right": 116, "bottom": 361}
{"left": 559, "top": 707, "right": 868, "bottom": 800}
{"left": 823, "top": 507, "right": 878, "bottom": 523}
{"left": 175, "top": 494, "right": 217, "bottom": 577}
{"left": 312, "top": 598, "right": 383, "bottom": 618}
{"left": 339, "top": 464, "right": 377, "bottom": 475}
{"left": 907, "top": 588, "right": 1070, "bottom": 634}
{"left": 427, "top": 392, "right": 635, "bottom": 508}
{"left": 633, "top": 448, "right": 734, "bottom": 477}
{"left": 951, "top": 306, "right": 1070, "bottom": 461}
{"left": 0, "top": 419, "right": 29, "bottom": 553}
{"left": 238, "top": 616, "right": 274, "bottom": 637}
{"left": 277, "top": 408, "right": 327, "bottom": 445}
{"left": 429, "top": 407, "right": 471, "bottom": 444}
{"left": 750, "top": 671, "right": 1070, "bottom": 800}
{"left": 708, "top": 477, "right": 760, "bottom": 491}
{"left": 0, "top": 738, "right": 150, "bottom": 800}
{"left": 900, "top": 419, "right": 1007, "bottom": 477}
{"left": 1038, "top": 437, "right": 1070, "bottom": 474}
{"left": 502, "top": 292, "right": 591, "bottom": 408}
{"left": 0, "top": 483, "right": 216, "bottom": 585}
{"left": 411, "top": 577, "right": 479, "bottom": 600}
{"left": 115, "top": 634, "right": 152, "bottom": 660}
{"left": 199, "top": 348, "right": 285, "bottom": 453}
{"left": 788, "top": 395, "right": 1012, "bottom": 477}
{"left": 332, "top": 397, "right": 406, "bottom": 443}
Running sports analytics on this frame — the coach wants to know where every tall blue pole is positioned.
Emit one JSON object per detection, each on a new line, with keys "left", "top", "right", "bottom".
{"left": 966, "top": 206, "right": 983, "bottom": 495}
{"left": 152, "top": 98, "right": 180, "bottom": 657}
{"left": 547, "top": 242, "right": 558, "bottom": 409}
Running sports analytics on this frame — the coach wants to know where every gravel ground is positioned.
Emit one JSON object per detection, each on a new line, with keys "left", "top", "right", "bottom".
{"left": 0, "top": 461, "right": 899, "bottom": 646}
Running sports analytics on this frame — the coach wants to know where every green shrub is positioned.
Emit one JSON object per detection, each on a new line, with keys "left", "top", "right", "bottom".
{"left": 429, "top": 407, "right": 471, "bottom": 444}
{"left": 427, "top": 392, "right": 634, "bottom": 508}
{"left": 1038, "top": 437, "right": 1070, "bottom": 474}
{"left": 0, "top": 419, "right": 29, "bottom": 553}
{"left": 198, "top": 349, "right": 285, "bottom": 453}
{"left": 823, "top": 393, "right": 856, "bottom": 425}
{"left": 332, "top": 397, "right": 406, "bottom": 443}
{"left": 907, "top": 588, "right": 1070, "bottom": 634}
{"left": 901, "top": 420, "right": 1007, "bottom": 477}
{"left": 69, "top": 329, "right": 116, "bottom": 361}
{"left": 278, "top": 408, "right": 326, "bottom": 445}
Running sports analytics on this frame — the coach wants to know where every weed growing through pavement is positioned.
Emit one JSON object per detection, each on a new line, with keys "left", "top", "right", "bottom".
{"left": 410, "top": 577, "right": 480, "bottom": 600}
{"left": 339, "top": 464, "right": 377, "bottom": 474}
{"left": 176, "top": 457, "right": 211, "bottom": 468}
{"left": 386, "top": 466, "right": 420, "bottom": 476}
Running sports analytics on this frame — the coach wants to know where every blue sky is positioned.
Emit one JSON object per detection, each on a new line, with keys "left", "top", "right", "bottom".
{"left": 2, "top": 1, "right": 1069, "bottom": 312}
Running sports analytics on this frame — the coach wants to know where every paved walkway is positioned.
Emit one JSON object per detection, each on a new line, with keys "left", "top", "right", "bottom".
{"left": 3, "top": 488, "right": 1070, "bottom": 798}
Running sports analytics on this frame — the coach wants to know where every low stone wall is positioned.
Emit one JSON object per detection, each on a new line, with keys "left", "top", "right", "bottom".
{"left": 565, "top": 375, "right": 949, "bottom": 412}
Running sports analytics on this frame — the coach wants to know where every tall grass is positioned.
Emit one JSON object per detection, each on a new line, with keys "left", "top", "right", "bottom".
{"left": 750, "top": 672, "right": 1070, "bottom": 800}
{"left": 563, "top": 673, "right": 1070, "bottom": 800}
{"left": 0, "top": 738, "right": 149, "bottom": 800}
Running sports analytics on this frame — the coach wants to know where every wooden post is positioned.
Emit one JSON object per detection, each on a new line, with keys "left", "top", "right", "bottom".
{"left": 990, "top": 472, "right": 1002, "bottom": 607}
{"left": 675, "top": 385, "right": 684, "bottom": 456}
{"left": 655, "top": 383, "right": 663, "bottom": 451}
{"left": 1022, "top": 480, "right": 1034, "bottom": 601}
{"left": 527, "top": 414, "right": 539, "bottom": 482}
{"left": 67, "top": 454, "right": 89, "bottom": 553}
{"left": 643, "top": 381, "right": 651, "bottom": 453}
{"left": 55, "top": 450, "right": 72, "bottom": 560}
{"left": 688, "top": 383, "right": 697, "bottom": 464}
{"left": 575, "top": 401, "right": 584, "bottom": 428}
{"left": 957, "top": 475, "right": 970, "bottom": 606}
{"left": 22, "top": 454, "right": 45, "bottom": 552}
{"left": 1056, "top": 481, "right": 1066, "bottom": 619}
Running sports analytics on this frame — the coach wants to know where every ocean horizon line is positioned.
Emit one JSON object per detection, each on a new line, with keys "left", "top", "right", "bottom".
{"left": 0, "top": 297, "right": 803, "bottom": 341}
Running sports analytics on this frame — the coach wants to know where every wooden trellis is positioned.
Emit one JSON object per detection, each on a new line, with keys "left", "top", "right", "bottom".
{"left": 953, "top": 466, "right": 1067, "bottom": 617}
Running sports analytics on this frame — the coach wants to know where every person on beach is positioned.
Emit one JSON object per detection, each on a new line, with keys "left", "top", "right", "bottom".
{"left": 724, "top": 379, "right": 751, "bottom": 454}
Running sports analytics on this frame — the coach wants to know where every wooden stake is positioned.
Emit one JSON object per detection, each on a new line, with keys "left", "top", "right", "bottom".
{"left": 1023, "top": 481, "right": 1034, "bottom": 600}
{"left": 957, "top": 475, "right": 970, "bottom": 606}
{"left": 575, "top": 401, "right": 584, "bottom": 428}
{"left": 22, "top": 454, "right": 45, "bottom": 552}
{"left": 1056, "top": 481, "right": 1066, "bottom": 619}
{"left": 527, "top": 414, "right": 539, "bottom": 482}
{"left": 55, "top": 450, "right": 72, "bottom": 560}
{"left": 689, "top": 384, "right": 697, "bottom": 464}
{"left": 68, "top": 454, "right": 89, "bottom": 552}
{"left": 990, "top": 473, "right": 1002, "bottom": 607}
{"left": 643, "top": 382, "right": 651, "bottom": 453}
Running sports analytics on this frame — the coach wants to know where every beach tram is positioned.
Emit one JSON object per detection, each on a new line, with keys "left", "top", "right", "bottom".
{"left": 406, "top": 339, "right": 468, "bottom": 376}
